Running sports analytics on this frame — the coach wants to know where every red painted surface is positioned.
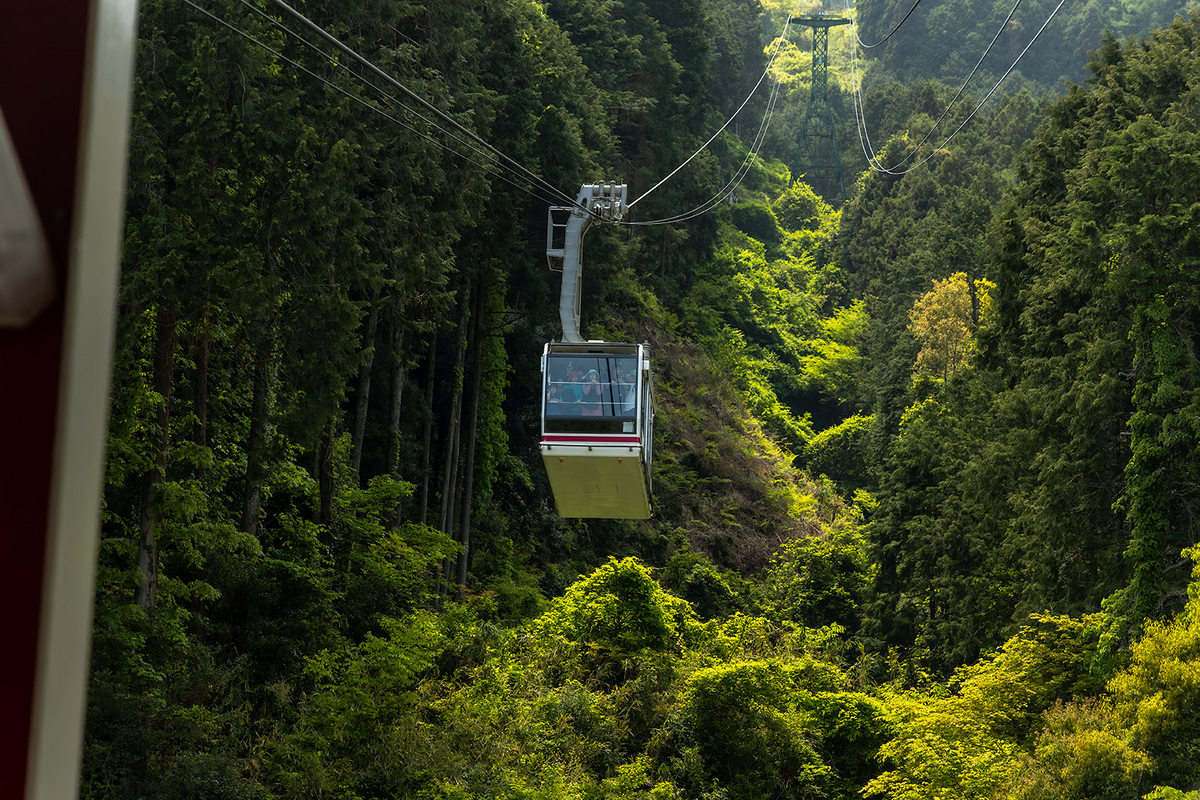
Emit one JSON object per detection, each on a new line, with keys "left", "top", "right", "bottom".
{"left": 0, "top": 2, "right": 91, "bottom": 795}
{"left": 540, "top": 435, "right": 642, "bottom": 445}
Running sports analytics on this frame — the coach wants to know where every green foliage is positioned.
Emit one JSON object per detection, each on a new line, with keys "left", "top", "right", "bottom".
{"left": 678, "top": 177, "right": 844, "bottom": 446}
{"left": 1002, "top": 555, "right": 1200, "bottom": 798}
{"left": 866, "top": 389, "right": 1023, "bottom": 672}
{"left": 644, "top": 322, "right": 835, "bottom": 574}
{"left": 672, "top": 659, "right": 838, "bottom": 798}
{"left": 89, "top": 3, "right": 1200, "bottom": 800}
{"left": 773, "top": 180, "right": 833, "bottom": 233}
{"left": 799, "top": 301, "right": 868, "bottom": 409}
{"left": 338, "top": 566, "right": 885, "bottom": 800}
{"left": 987, "top": 13, "right": 1200, "bottom": 637}
{"left": 1145, "top": 789, "right": 1200, "bottom": 800}
{"left": 1003, "top": 700, "right": 1149, "bottom": 800}
{"left": 854, "top": 0, "right": 1180, "bottom": 100}
{"left": 265, "top": 611, "right": 446, "bottom": 799}
{"left": 647, "top": 640, "right": 886, "bottom": 800}
{"left": 730, "top": 200, "right": 782, "bottom": 244}
{"left": 867, "top": 614, "right": 1106, "bottom": 800}
{"left": 660, "top": 548, "right": 738, "bottom": 620}
{"left": 866, "top": 689, "right": 1023, "bottom": 800}
{"left": 953, "top": 614, "right": 1107, "bottom": 744}
{"left": 1109, "top": 548, "right": 1200, "bottom": 788}
{"left": 857, "top": 16, "right": 1200, "bottom": 672}
{"left": 839, "top": 82, "right": 1032, "bottom": 437}
{"left": 335, "top": 474, "right": 457, "bottom": 635}
{"left": 803, "top": 413, "right": 873, "bottom": 488}
{"left": 756, "top": 525, "right": 870, "bottom": 632}
{"left": 534, "top": 557, "right": 704, "bottom": 669}
{"left": 707, "top": 325, "right": 814, "bottom": 452}
{"left": 908, "top": 273, "right": 995, "bottom": 381}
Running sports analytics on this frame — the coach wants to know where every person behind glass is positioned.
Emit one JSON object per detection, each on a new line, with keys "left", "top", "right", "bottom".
{"left": 580, "top": 369, "right": 603, "bottom": 416}
{"left": 546, "top": 383, "right": 561, "bottom": 414}
{"left": 620, "top": 368, "right": 636, "bottom": 413}
{"left": 561, "top": 367, "right": 582, "bottom": 414}
{"left": 614, "top": 368, "right": 630, "bottom": 412}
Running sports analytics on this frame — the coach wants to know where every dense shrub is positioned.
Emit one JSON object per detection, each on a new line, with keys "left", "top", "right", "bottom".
{"left": 731, "top": 201, "right": 782, "bottom": 244}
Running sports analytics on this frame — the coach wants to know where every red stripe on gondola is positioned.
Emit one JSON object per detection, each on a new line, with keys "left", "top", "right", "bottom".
{"left": 541, "top": 435, "right": 641, "bottom": 444}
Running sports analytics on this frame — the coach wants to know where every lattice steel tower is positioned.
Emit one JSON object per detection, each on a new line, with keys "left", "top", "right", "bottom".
{"left": 795, "top": 7, "right": 851, "bottom": 203}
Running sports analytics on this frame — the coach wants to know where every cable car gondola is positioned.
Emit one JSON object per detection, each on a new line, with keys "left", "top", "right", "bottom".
{"left": 539, "top": 185, "right": 655, "bottom": 519}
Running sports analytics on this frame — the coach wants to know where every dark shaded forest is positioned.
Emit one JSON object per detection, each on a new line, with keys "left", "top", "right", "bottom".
{"left": 87, "top": 0, "right": 1200, "bottom": 798}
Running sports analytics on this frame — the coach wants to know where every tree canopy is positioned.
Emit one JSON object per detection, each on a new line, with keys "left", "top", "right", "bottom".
{"left": 84, "top": 2, "right": 1200, "bottom": 799}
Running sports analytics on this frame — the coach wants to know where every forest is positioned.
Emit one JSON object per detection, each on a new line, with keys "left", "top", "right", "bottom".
{"left": 86, "top": 0, "right": 1200, "bottom": 798}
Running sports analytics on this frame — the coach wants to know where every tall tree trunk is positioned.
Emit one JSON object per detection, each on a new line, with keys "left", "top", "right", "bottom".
{"left": 350, "top": 287, "right": 382, "bottom": 479}
{"left": 659, "top": 228, "right": 669, "bottom": 278}
{"left": 317, "top": 418, "right": 335, "bottom": 527}
{"left": 456, "top": 277, "right": 488, "bottom": 600}
{"left": 194, "top": 302, "right": 210, "bottom": 485}
{"left": 136, "top": 300, "right": 176, "bottom": 610}
{"left": 385, "top": 317, "right": 406, "bottom": 529}
{"left": 418, "top": 333, "right": 437, "bottom": 526}
{"left": 969, "top": 276, "right": 981, "bottom": 328}
{"left": 439, "top": 410, "right": 462, "bottom": 588}
{"left": 242, "top": 328, "right": 274, "bottom": 537}
{"left": 438, "top": 285, "right": 471, "bottom": 588}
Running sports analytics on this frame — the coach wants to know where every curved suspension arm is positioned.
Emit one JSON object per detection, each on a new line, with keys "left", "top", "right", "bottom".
{"left": 547, "top": 184, "right": 627, "bottom": 343}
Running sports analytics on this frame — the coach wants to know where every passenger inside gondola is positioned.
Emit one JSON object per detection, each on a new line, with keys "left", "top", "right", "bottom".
{"left": 545, "top": 353, "right": 640, "bottom": 432}
{"left": 619, "top": 367, "right": 637, "bottom": 412}
{"left": 580, "top": 369, "right": 603, "bottom": 415}
{"left": 563, "top": 367, "right": 582, "bottom": 413}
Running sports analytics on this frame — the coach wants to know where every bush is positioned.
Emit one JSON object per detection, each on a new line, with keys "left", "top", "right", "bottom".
{"left": 674, "top": 659, "right": 835, "bottom": 799}
{"left": 1003, "top": 700, "right": 1148, "bottom": 800}
{"left": 730, "top": 201, "right": 782, "bottom": 244}
{"left": 532, "top": 558, "right": 705, "bottom": 681}
{"left": 756, "top": 526, "right": 869, "bottom": 631}
{"left": 773, "top": 181, "right": 831, "bottom": 233}
{"left": 803, "top": 414, "right": 873, "bottom": 489}
{"left": 1109, "top": 547, "right": 1200, "bottom": 788}
{"left": 661, "top": 549, "right": 737, "bottom": 620}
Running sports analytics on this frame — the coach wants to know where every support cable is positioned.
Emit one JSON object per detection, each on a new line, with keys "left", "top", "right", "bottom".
{"left": 181, "top": 1, "right": 806, "bottom": 228}
{"left": 183, "top": 0, "right": 1064, "bottom": 224}
{"left": 179, "top": 0, "right": 573, "bottom": 210}
{"left": 627, "top": 15, "right": 795, "bottom": 210}
{"left": 855, "top": 0, "right": 924, "bottom": 48}
{"left": 850, "top": 0, "right": 1067, "bottom": 175}
{"left": 235, "top": 0, "right": 540, "bottom": 197}
{"left": 262, "top": 0, "right": 590, "bottom": 213}
{"left": 622, "top": 57, "right": 788, "bottom": 226}
{"left": 872, "top": 0, "right": 1025, "bottom": 172}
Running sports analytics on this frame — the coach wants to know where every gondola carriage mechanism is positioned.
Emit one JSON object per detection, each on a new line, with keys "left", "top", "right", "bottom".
{"left": 540, "top": 184, "right": 655, "bottom": 519}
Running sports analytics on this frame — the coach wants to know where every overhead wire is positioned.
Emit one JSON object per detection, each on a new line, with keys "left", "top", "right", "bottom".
{"left": 235, "top": 2, "right": 508, "bottom": 170}
{"left": 231, "top": 0, "right": 584, "bottom": 210}
{"left": 623, "top": 50, "right": 790, "bottom": 226}
{"left": 261, "top": 0, "right": 590, "bottom": 214}
{"left": 179, "top": 1, "right": 571, "bottom": 210}
{"left": 846, "top": 0, "right": 923, "bottom": 170}
{"left": 628, "top": 14, "right": 795, "bottom": 211}
{"left": 192, "top": 0, "right": 794, "bottom": 229}
{"left": 848, "top": 0, "right": 1068, "bottom": 175}
{"left": 623, "top": 67, "right": 787, "bottom": 225}
{"left": 845, "top": 0, "right": 908, "bottom": 171}
{"left": 621, "top": 15, "right": 797, "bottom": 225}
{"left": 182, "top": 0, "right": 1066, "bottom": 227}
{"left": 855, "top": 0, "right": 924, "bottom": 48}
{"left": 179, "top": 0, "right": 592, "bottom": 214}
{"left": 846, "top": 18, "right": 875, "bottom": 170}
{"left": 857, "top": 0, "right": 1025, "bottom": 172}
